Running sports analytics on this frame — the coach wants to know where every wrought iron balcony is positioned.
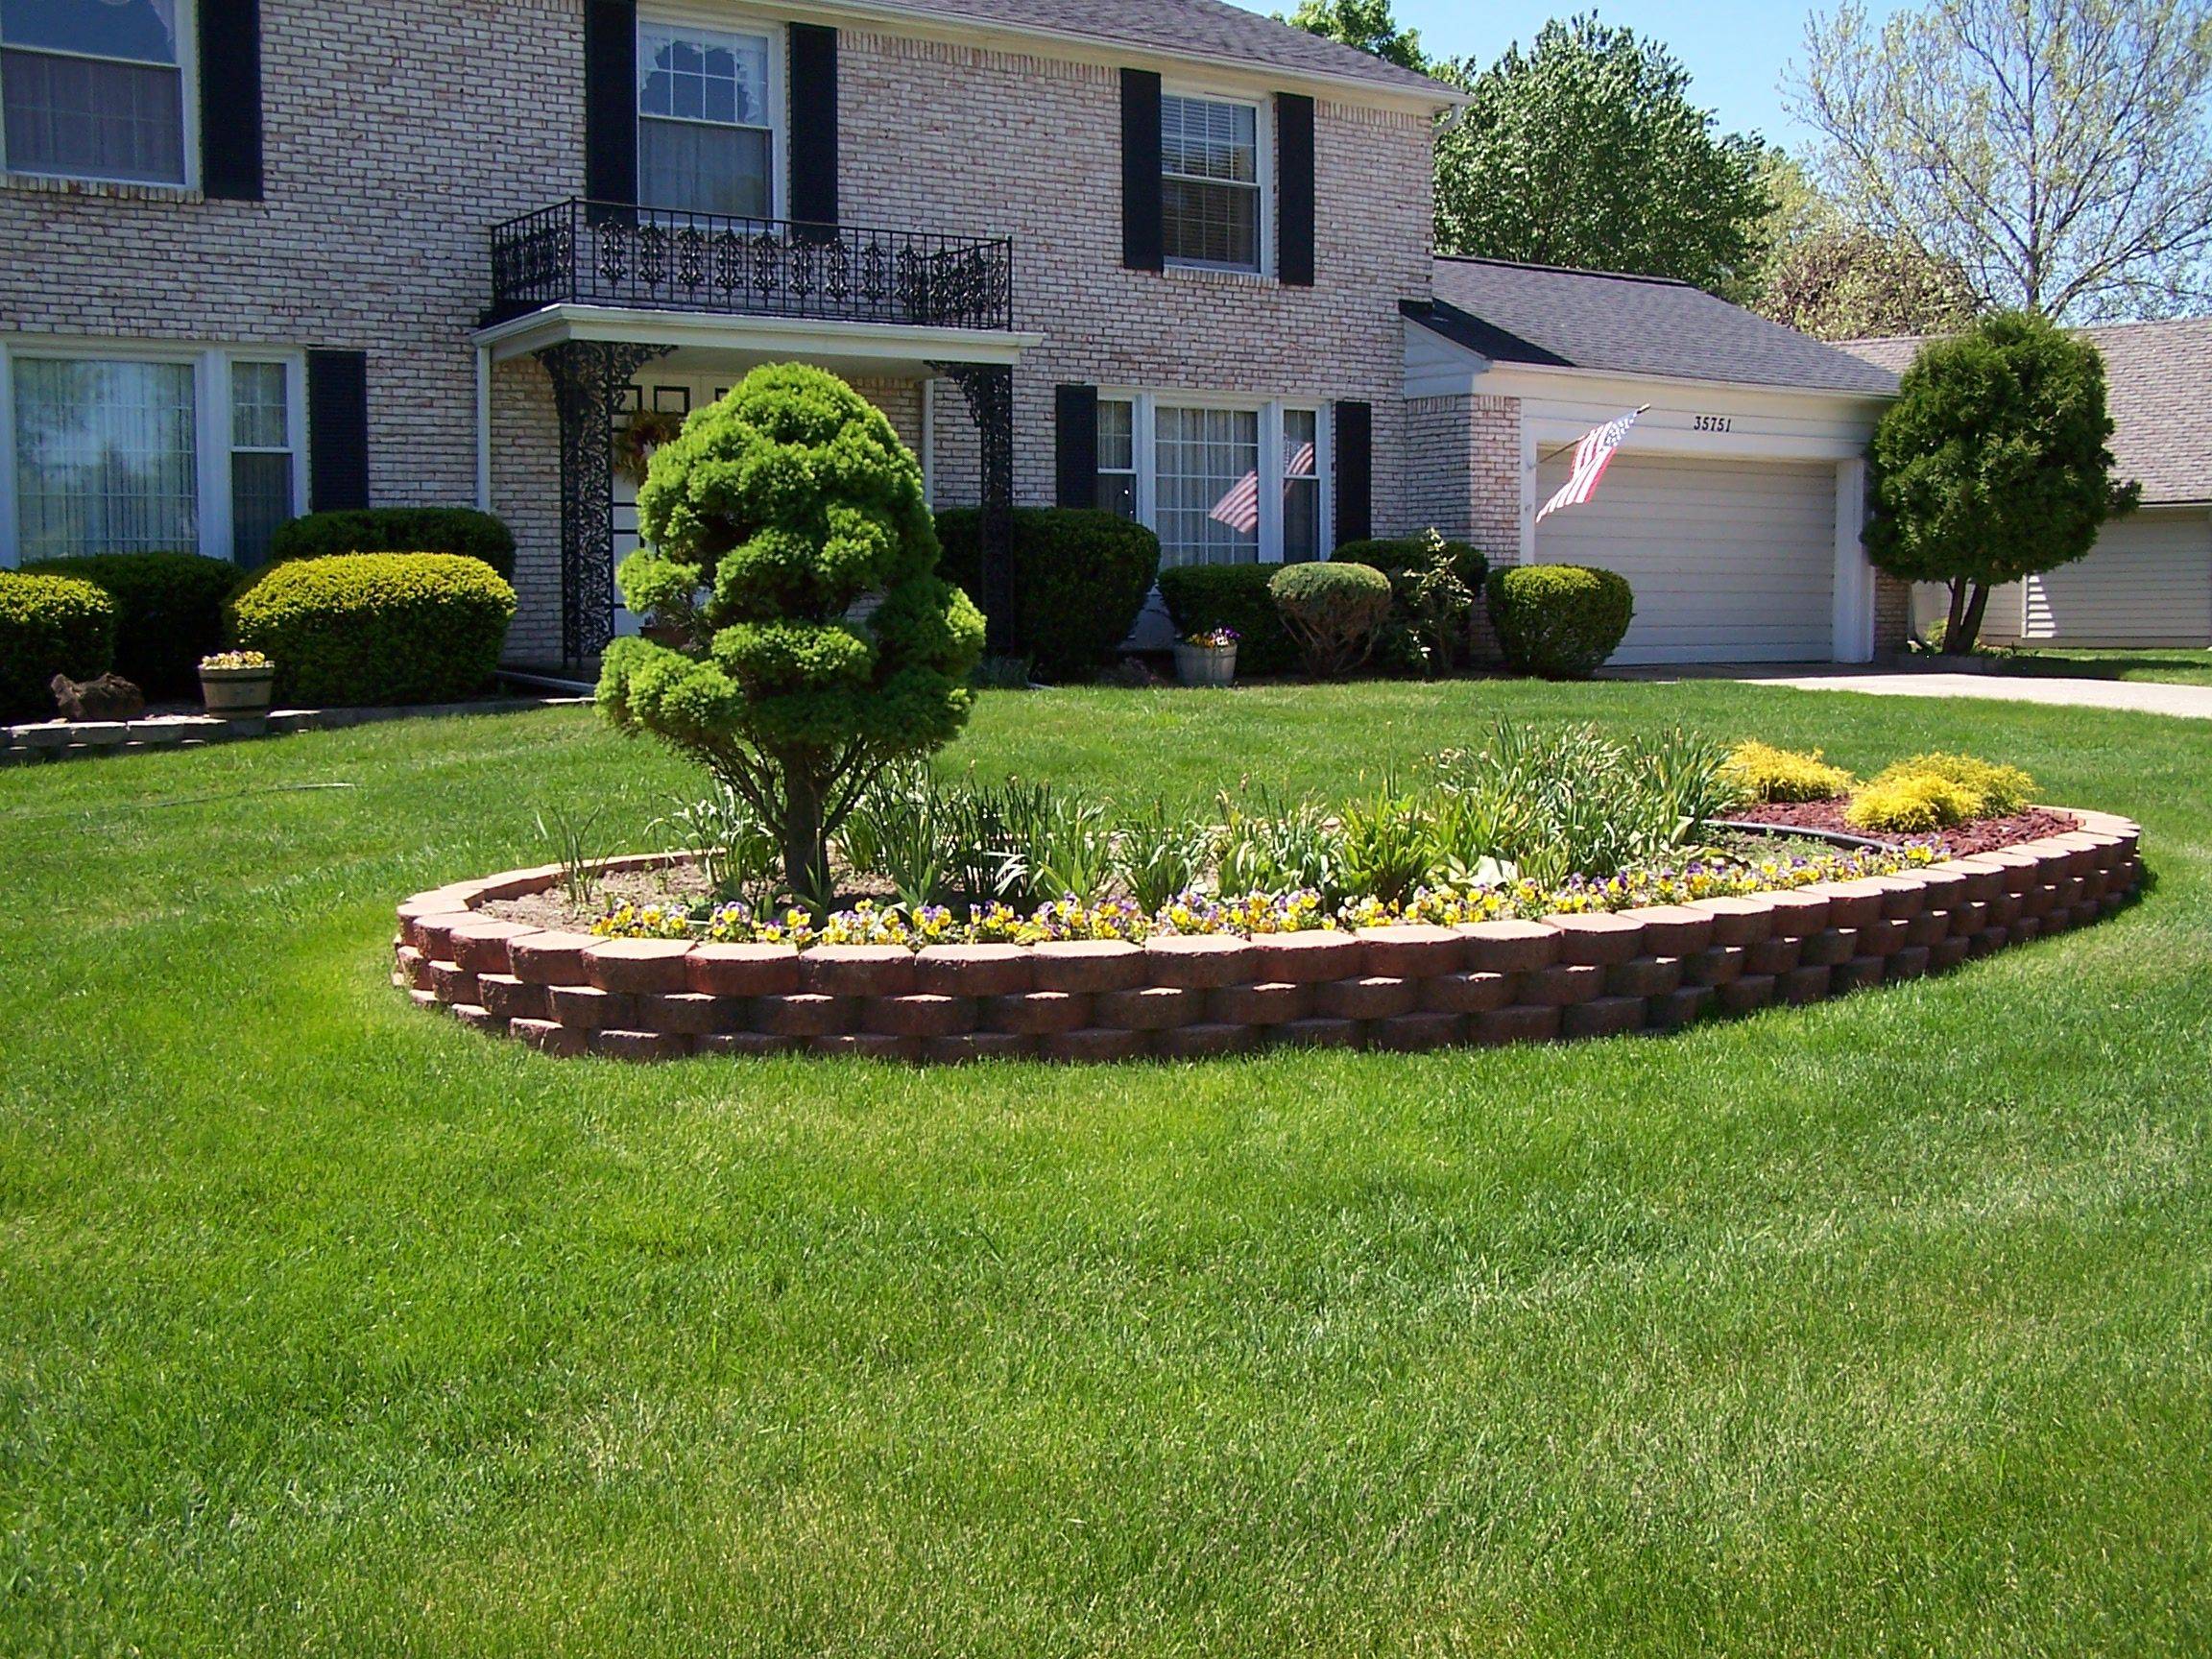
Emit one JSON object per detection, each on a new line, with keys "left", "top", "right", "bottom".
{"left": 488, "top": 199, "right": 1016, "bottom": 332}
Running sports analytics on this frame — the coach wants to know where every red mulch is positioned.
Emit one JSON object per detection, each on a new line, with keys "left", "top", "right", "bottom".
{"left": 1730, "top": 799, "right": 2077, "bottom": 857}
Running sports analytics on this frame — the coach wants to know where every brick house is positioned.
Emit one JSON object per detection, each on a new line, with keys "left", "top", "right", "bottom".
{"left": 0, "top": 0, "right": 1901, "bottom": 667}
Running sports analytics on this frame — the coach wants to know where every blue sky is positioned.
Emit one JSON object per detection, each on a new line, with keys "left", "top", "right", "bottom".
{"left": 1231, "top": 2, "right": 1908, "bottom": 150}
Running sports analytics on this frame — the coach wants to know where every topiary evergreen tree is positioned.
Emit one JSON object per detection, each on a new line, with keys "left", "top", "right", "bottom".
{"left": 1864, "top": 312, "right": 2138, "bottom": 654}
{"left": 597, "top": 364, "right": 984, "bottom": 899}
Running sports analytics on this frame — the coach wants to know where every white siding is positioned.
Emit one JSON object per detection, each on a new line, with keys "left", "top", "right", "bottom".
{"left": 1533, "top": 454, "right": 1838, "bottom": 663}
{"left": 2021, "top": 508, "right": 2212, "bottom": 646}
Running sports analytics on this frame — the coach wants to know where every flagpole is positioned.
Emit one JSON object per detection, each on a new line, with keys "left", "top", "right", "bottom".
{"left": 1535, "top": 404, "right": 1651, "bottom": 467}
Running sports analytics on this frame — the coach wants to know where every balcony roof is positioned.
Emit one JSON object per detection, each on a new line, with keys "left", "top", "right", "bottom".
{"left": 473, "top": 303, "right": 1041, "bottom": 377}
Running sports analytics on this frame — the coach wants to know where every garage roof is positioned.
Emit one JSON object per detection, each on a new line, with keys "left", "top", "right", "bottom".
{"left": 1411, "top": 256, "right": 1903, "bottom": 396}
{"left": 1845, "top": 321, "right": 2212, "bottom": 505}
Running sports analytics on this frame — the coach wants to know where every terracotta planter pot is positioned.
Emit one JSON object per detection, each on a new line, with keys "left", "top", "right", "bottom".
{"left": 201, "top": 665, "right": 276, "bottom": 714}
{"left": 1173, "top": 642, "right": 1238, "bottom": 687}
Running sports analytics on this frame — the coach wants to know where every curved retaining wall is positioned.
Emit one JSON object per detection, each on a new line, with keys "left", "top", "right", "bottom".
{"left": 392, "top": 813, "right": 2142, "bottom": 1063}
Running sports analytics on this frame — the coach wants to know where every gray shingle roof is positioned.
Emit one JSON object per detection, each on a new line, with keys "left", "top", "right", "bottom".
{"left": 827, "top": 0, "right": 1459, "bottom": 98}
{"left": 1844, "top": 322, "right": 2212, "bottom": 503}
{"left": 1416, "top": 256, "right": 1903, "bottom": 396}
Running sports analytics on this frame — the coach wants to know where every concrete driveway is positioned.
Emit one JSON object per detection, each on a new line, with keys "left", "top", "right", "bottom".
{"left": 1612, "top": 663, "right": 2212, "bottom": 721}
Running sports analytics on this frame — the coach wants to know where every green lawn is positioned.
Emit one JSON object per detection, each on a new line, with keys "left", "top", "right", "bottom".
{"left": 3, "top": 683, "right": 2208, "bottom": 1656}
{"left": 2001, "top": 646, "right": 2212, "bottom": 686}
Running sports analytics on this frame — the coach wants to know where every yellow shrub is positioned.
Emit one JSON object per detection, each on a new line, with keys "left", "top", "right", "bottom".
{"left": 1720, "top": 740, "right": 1855, "bottom": 804}
{"left": 1868, "top": 752, "right": 2035, "bottom": 817}
{"left": 1845, "top": 773, "right": 1983, "bottom": 833}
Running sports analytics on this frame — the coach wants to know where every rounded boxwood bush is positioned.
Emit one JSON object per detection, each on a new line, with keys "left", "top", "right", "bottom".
{"left": 934, "top": 507, "right": 1160, "bottom": 680}
{"left": 1269, "top": 561, "right": 1393, "bottom": 678}
{"left": 267, "top": 507, "right": 517, "bottom": 581}
{"left": 1156, "top": 564, "right": 1298, "bottom": 675}
{"left": 228, "top": 553, "right": 516, "bottom": 706}
{"left": 1484, "top": 564, "right": 1635, "bottom": 679}
{"left": 19, "top": 551, "right": 236, "bottom": 699}
{"left": 0, "top": 571, "right": 116, "bottom": 719}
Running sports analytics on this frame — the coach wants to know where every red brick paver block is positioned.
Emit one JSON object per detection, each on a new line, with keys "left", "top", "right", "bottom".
{"left": 1863, "top": 916, "right": 1912, "bottom": 955}
{"left": 446, "top": 918, "right": 537, "bottom": 975}
{"left": 1271, "top": 1017, "right": 1363, "bottom": 1050}
{"left": 1886, "top": 946, "right": 1933, "bottom": 981}
{"left": 755, "top": 993, "right": 854, "bottom": 1038}
{"left": 985, "top": 990, "right": 1093, "bottom": 1035}
{"left": 922, "top": 1031, "right": 1037, "bottom": 1065}
{"left": 548, "top": 983, "right": 635, "bottom": 1031}
{"left": 1648, "top": 985, "right": 1715, "bottom": 1029}
{"left": 1420, "top": 970, "right": 1518, "bottom": 1015}
{"left": 2011, "top": 916, "right": 2044, "bottom": 945}
{"left": 591, "top": 1028, "right": 692, "bottom": 1062}
{"left": 1764, "top": 889, "right": 1832, "bottom": 938}
{"left": 638, "top": 992, "right": 736, "bottom": 1036}
{"left": 687, "top": 942, "right": 802, "bottom": 998}
{"left": 865, "top": 994, "right": 977, "bottom": 1039}
{"left": 1473, "top": 1004, "right": 1563, "bottom": 1046}
{"left": 394, "top": 944, "right": 432, "bottom": 991}
{"left": 1157, "top": 1022, "right": 1262, "bottom": 1060}
{"left": 397, "top": 892, "right": 476, "bottom": 949}
{"left": 1143, "top": 934, "right": 1260, "bottom": 989}
{"left": 451, "top": 1003, "right": 505, "bottom": 1036}
{"left": 1948, "top": 901, "right": 1989, "bottom": 938}
{"left": 1041, "top": 1027, "right": 1152, "bottom": 1063}
{"left": 1560, "top": 996, "right": 1647, "bottom": 1041}
{"left": 1206, "top": 980, "right": 1311, "bottom": 1025}
{"left": 1520, "top": 962, "right": 1607, "bottom": 1006}
{"left": 1743, "top": 936, "right": 1802, "bottom": 977}
{"left": 584, "top": 937, "right": 694, "bottom": 995}
{"left": 1368, "top": 1011, "right": 1464, "bottom": 1051}
{"left": 1545, "top": 912, "right": 1647, "bottom": 967}
{"left": 1691, "top": 896, "right": 1775, "bottom": 947}
{"left": 810, "top": 1032, "right": 919, "bottom": 1062}
{"left": 1781, "top": 964, "right": 1833, "bottom": 1005}
{"left": 1987, "top": 891, "right": 2025, "bottom": 927}
{"left": 800, "top": 945, "right": 917, "bottom": 998}
{"left": 1809, "top": 880, "right": 1887, "bottom": 932}
{"left": 1968, "top": 926, "right": 2009, "bottom": 958}
{"left": 411, "top": 910, "right": 481, "bottom": 963}
{"left": 1684, "top": 945, "right": 1746, "bottom": 987}
{"left": 428, "top": 960, "right": 478, "bottom": 1005}
{"left": 1356, "top": 924, "right": 1466, "bottom": 978}
{"left": 697, "top": 1031, "right": 799, "bottom": 1057}
{"left": 509, "top": 929, "right": 596, "bottom": 986}
{"left": 1941, "top": 858, "right": 2008, "bottom": 903}
{"left": 408, "top": 988, "right": 443, "bottom": 1012}
{"left": 477, "top": 974, "right": 549, "bottom": 1022}
{"left": 1606, "top": 956, "right": 1682, "bottom": 998}
{"left": 913, "top": 944, "right": 1035, "bottom": 998}
{"left": 1979, "top": 847, "right": 2045, "bottom": 895}
{"left": 1865, "top": 875, "right": 1929, "bottom": 921}
{"left": 1930, "top": 936, "right": 1972, "bottom": 973}
{"left": 1028, "top": 939, "right": 1147, "bottom": 995}
{"left": 1312, "top": 974, "right": 1419, "bottom": 1022}
{"left": 1830, "top": 955, "right": 1887, "bottom": 994}
{"left": 1457, "top": 919, "right": 1562, "bottom": 974}
{"left": 1094, "top": 984, "right": 1203, "bottom": 1030}
{"left": 1619, "top": 904, "right": 1714, "bottom": 957}
{"left": 2068, "top": 899, "right": 2102, "bottom": 929}
{"left": 511, "top": 1017, "right": 587, "bottom": 1057}
{"left": 1716, "top": 974, "right": 1776, "bottom": 1015}
{"left": 1904, "top": 910, "right": 1952, "bottom": 949}
{"left": 1247, "top": 930, "right": 1366, "bottom": 984}
{"left": 1800, "top": 927, "right": 1857, "bottom": 968}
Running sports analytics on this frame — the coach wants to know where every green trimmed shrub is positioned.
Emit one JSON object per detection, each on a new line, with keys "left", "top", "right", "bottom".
{"left": 933, "top": 507, "right": 1160, "bottom": 681}
{"left": 268, "top": 507, "right": 517, "bottom": 581}
{"left": 1155, "top": 565, "right": 1297, "bottom": 675}
{"left": 19, "top": 552, "right": 236, "bottom": 698}
{"left": 0, "top": 571, "right": 116, "bottom": 718}
{"left": 1338, "top": 532, "right": 1491, "bottom": 673}
{"left": 1269, "top": 561, "right": 1393, "bottom": 678}
{"left": 228, "top": 553, "right": 516, "bottom": 706}
{"left": 1484, "top": 564, "right": 1634, "bottom": 679}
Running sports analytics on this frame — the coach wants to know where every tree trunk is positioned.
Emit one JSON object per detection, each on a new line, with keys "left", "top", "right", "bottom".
{"left": 778, "top": 764, "right": 832, "bottom": 911}
{"left": 1956, "top": 582, "right": 1993, "bottom": 656}
{"left": 1942, "top": 579, "right": 1970, "bottom": 652}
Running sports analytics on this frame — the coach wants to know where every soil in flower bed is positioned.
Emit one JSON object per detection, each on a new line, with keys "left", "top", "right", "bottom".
{"left": 1731, "top": 799, "right": 2079, "bottom": 858}
{"left": 482, "top": 858, "right": 902, "bottom": 932}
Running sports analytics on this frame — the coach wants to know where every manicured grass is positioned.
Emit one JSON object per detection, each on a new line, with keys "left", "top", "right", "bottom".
{"left": 2001, "top": 645, "right": 2212, "bottom": 686}
{"left": 3, "top": 682, "right": 2209, "bottom": 1655}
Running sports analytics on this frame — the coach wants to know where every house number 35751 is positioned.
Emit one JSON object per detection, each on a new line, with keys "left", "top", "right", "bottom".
{"left": 1693, "top": 415, "right": 1734, "bottom": 433}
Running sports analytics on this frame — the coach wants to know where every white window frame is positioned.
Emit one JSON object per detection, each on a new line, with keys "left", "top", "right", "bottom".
{"left": 635, "top": 4, "right": 785, "bottom": 220}
{"left": 1100, "top": 388, "right": 1330, "bottom": 566}
{"left": 0, "top": 0, "right": 201, "bottom": 191}
{"left": 0, "top": 338, "right": 306, "bottom": 567}
{"left": 1159, "top": 87, "right": 1271, "bottom": 277}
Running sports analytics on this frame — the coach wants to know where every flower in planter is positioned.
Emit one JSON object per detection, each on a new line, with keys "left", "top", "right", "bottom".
{"left": 1183, "top": 627, "right": 1239, "bottom": 649}
{"left": 200, "top": 650, "right": 273, "bottom": 671}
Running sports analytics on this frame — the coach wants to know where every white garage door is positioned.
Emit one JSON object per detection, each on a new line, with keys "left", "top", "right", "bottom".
{"left": 2022, "top": 508, "right": 2212, "bottom": 646}
{"left": 1534, "top": 454, "right": 1838, "bottom": 663}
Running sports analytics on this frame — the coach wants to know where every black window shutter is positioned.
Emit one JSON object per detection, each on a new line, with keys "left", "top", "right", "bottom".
{"left": 789, "top": 24, "right": 839, "bottom": 227}
{"left": 1334, "top": 400, "right": 1371, "bottom": 547}
{"left": 585, "top": 0, "right": 637, "bottom": 205}
{"left": 199, "top": 0, "right": 262, "bottom": 200}
{"left": 1277, "top": 93, "right": 1314, "bottom": 286}
{"left": 307, "top": 350, "right": 371, "bottom": 512}
{"left": 1055, "top": 385, "right": 1099, "bottom": 508}
{"left": 1121, "top": 69, "right": 1163, "bottom": 272}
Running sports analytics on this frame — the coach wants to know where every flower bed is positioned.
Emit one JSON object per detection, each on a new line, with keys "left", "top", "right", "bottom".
{"left": 393, "top": 811, "right": 2143, "bottom": 1065}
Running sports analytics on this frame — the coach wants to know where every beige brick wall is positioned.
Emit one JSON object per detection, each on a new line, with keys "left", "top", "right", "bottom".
{"left": 1403, "top": 394, "right": 1521, "bottom": 559}
{"left": 1874, "top": 572, "right": 1914, "bottom": 656}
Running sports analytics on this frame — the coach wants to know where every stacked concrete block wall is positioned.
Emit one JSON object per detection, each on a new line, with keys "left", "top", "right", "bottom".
{"left": 396, "top": 814, "right": 2143, "bottom": 1064}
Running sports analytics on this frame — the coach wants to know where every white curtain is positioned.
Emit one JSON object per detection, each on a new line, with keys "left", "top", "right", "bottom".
{"left": 13, "top": 358, "right": 199, "bottom": 558}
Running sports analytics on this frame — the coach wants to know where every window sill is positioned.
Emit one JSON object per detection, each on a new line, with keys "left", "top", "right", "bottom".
{"left": 3, "top": 173, "right": 204, "bottom": 205}
{"left": 1160, "top": 263, "right": 1276, "bottom": 290}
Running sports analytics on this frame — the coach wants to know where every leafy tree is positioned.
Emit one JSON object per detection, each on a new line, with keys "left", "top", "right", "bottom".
{"left": 597, "top": 364, "right": 984, "bottom": 899}
{"left": 1791, "top": 0, "right": 2212, "bottom": 321}
{"left": 1864, "top": 311, "right": 2139, "bottom": 652}
{"left": 1758, "top": 227, "right": 1982, "bottom": 339}
{"left": 1282, "top": 0, "right": 1427, "bottom": 70}
{"left": 1433, "top": 15, "right": 1774, "bottom": 292}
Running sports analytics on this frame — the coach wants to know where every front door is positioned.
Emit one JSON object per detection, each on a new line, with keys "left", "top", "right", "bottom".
{"left": 612, "top": 372, "right": 734, "bottom": 638}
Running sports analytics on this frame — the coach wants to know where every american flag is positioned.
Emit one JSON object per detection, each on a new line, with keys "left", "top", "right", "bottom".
{"left": 1536, "top": 409, "right": 1641, "bottom": 522}
{"left": 1209, "top": 443, "right": 1314, "bottom": 535}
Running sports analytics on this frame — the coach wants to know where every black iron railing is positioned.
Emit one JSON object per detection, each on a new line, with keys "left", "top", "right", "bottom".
{"left": 489, "top": 200, "right": 1016, "bottom": 331}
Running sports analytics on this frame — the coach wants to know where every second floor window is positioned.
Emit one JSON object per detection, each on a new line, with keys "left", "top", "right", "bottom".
{"left": 637, "top": 22, "right": 774, "bottom": 218}
{"left": 1161, "top": 94, "right": 1261, "bottom": 273}
{"left": 0, "top": 0, "right": 188, "bottom": 185}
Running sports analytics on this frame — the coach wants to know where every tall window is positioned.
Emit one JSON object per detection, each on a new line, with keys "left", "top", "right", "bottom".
{"left": 637, "top": 22, "right": 774, "bottom": 218}
{"left": 228, "top": 361, "right": 292, "bottom": 567}
{"left": 1282, "top": 408, "right": 1319, "bottom": 562}
{"left": 1156, "top": 405, "right": 1261, "bottom": 568}
{"left": 1, "top": 0, "right": 188, "bottom": 184}
{"left": 1096, "top": 398, "right": 1137, "bottom": 519}
{"left": 12, "top": 358, "right": 200, "bottom": 558}
{"left": 1161, "top": 95, "right": 1261, "bottom": 272}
